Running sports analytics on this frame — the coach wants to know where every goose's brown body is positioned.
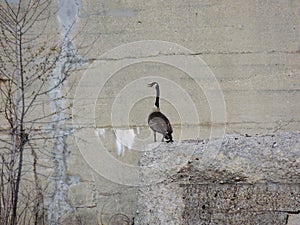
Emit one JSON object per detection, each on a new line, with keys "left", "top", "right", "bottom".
{"left": 147, "top": 82, "right": 173, "bottom": 142}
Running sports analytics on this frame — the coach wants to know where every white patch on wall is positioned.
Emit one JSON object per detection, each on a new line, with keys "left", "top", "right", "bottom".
{"left": 96, "top": 128, "right": 106, "bottom": 138}
{"left": 115, "top": 129, "right": 135, "bottom": 156}
{"left": 116, "top": 138, "right": 125, "bottom": 156}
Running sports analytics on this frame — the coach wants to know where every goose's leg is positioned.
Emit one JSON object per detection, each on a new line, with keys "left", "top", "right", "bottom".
{"left": 161, "top": 136, "right": 164, "bottom": 142}
{"left": 153, "top": 131, "right": 156, "bottom": 142}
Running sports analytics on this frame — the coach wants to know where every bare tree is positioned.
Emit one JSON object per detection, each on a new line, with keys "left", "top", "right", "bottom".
{"left": 0, "top": 0, "right": 88, "bottom": 224}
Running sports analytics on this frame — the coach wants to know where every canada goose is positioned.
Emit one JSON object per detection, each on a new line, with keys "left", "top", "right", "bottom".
{"left": 148, "top": 82, "right": 173, "bottom": 142}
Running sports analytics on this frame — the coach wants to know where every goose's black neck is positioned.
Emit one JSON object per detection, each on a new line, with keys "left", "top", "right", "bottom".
{"left": 155, "top": 84, "right": 160, "bottom": 109}
{"left": 155, "top": 97, "right": 159, "bottom": 108}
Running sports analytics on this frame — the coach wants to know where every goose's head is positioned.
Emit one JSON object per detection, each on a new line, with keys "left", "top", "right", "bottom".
{"left": 147, "top": 82, "right": 158, "bottom": 88}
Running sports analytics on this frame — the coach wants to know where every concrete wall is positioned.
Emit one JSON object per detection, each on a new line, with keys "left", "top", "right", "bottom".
{"left": 68, "top": 1, "right": 300, "bottom": 223}
{"left": 1, "top": 0, "right": 299, "bottom": 224}
{"left": 74, "top": 0, "right": 300, "bottom": 134}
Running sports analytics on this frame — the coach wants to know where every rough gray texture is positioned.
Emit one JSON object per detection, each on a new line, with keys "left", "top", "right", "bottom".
{"left": 52, "top": 0, "right": 300, "bottom": 223}
{"left": 47, "top": 0, "right": 83, "bottom": 224}
{"left": 136, "top": 132, "right": 300, "bottom": 225}
{"left": 1, "top": 0, "right": 299, "bottom": 223}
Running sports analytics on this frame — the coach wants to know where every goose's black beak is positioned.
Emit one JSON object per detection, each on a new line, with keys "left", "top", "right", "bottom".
{"left": 148, "top": 82, "right": 157, "bottom": 87}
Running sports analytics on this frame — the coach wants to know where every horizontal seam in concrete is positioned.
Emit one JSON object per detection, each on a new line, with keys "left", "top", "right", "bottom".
{"left": 89, "top": 50, "right": 300, "bottom": 62}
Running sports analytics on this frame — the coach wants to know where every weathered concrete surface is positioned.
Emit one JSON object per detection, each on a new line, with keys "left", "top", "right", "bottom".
{"left": 136, "top": 132, "right": 300, "bottom": 224}
{"left": 54, "top": 0, "right": 300, "bottom": 223}
{"left": 73, "top": 0, "right": 300, "bottom": 132}
{"left": 1, "top": 0, "right": 300, "bottom": 224}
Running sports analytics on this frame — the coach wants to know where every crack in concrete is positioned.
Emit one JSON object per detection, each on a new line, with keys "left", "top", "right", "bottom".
{"left": 88, "top": 49, "right": 300, "bottom": 62}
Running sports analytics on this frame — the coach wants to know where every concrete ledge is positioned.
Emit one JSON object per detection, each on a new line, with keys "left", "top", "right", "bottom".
{"left": 135, "top": 132, "right": 300, "bottom": 224}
